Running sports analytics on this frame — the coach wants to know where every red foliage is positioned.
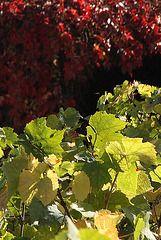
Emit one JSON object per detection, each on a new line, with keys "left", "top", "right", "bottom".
{"left": 0, "top": 0, "right": 160, "bottom": 129}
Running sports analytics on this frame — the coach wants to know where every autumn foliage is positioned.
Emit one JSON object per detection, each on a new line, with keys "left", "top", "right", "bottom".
{"left": 0, "top": 0, "right": 161, "bottom": 130}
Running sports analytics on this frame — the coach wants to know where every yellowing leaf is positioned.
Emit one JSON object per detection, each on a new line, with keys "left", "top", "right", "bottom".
{"left": 44, "top": 154, "right": 62, "bottom": 166}
{"left": 28, "top": 157, "right": 46, "bottom": 175}
{"left": 72, "top": 171, "right": 90, "bottom": 202}
{"left": 94, "top": 210, "right": 118, "bottom": 240}
{"left": 18, "top": 158, "right": 59, "bottom": 206}
{"left": 36, "top": 169, "right": 59, "bottom": 206}
{"left": 18, "top": 169, "right": 39, "bottom": 205}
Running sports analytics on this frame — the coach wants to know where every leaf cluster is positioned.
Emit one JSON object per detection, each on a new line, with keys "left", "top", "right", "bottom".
{"left": 0, "top": 82, "right": 161, "bottom": 239}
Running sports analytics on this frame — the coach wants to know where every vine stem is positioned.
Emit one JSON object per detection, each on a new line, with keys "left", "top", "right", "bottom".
{"left": 57, "top": 188, "right": 74, "bottom": 223}
{"left": 20, "top": 202, "right": 25, "bottom": 237}
{"left": 105, "top": 173, "right": 118, "bottom": 209}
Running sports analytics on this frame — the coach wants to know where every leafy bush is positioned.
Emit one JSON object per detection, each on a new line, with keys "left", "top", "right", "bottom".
{"left": 0, "top": 81, "right": 161, "bottom": 239}
{"left": 0, "top": 0, "right": 161, "bottom": 129}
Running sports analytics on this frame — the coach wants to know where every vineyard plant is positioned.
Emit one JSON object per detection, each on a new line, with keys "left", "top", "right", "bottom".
{"left": 0, "top": 81, "right": 161, "bottom": 239}
{"left": 0, "top": 0, "right": 161, "bottom": 129}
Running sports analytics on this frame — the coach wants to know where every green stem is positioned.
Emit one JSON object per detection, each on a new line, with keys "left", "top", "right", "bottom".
{"left": 105, "top": 173, "right": 118, "bottom": 209}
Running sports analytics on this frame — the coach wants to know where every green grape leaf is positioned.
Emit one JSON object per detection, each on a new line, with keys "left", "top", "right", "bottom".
{"left": 117, "top": 164, "right": 138, "bottom": 199}
{"left": 136, "top": 171, "right": 153, "bottom": 195}
{"left": 24, "top": 117, "right": 65, "bottom": 157}
{"left": 55, "top": 231, "right": 68, "bottom": 240}
{"left": 54, "top": 161, "right": 74, "bottom": 178}
{"left": 134, "top": 215, "right": 145, "bottom": 240}
{"left": 123, "top": 127, "right": 150, "bottom": 142}
{"left": 153, "top": 104, "right": 161, "bottom": 115}
{"left": 3, "top": 127, "right": 18, "bottom": 148}
{"left": 82, "top": 161, "right": 111, "bottom": 192}
{"left": 58, "top": 107, "right": 81, "bottom": 128}
{"left": 18, "top": 158, "right": 59, "bottom": 205}
{"left": 47, "top": 114, "right": 62, "bottom": 130}
{"left": 2, "top": 157, "right": 28, "bottom": 199}
{"left": 106, "top": 138, "right": 157, "bottom": 171}
{"left": 34, "top": 225, "right": 59, "bottom": 240}
{"left": 29, "top": 197, "right": 64, "bottom": 226}
{"left": 87, "top": 112, "right": 126, "bottom": 152}
{"left": 107, "top": 190, "right": 131, "bottom": 212}
{"left": 79, "top": 229, "right": 112, "bottom": 240}
{"left": 7, "top": 195, "right": 21, "bottom": 217}
{"left": 2, "top": 231, "right": 15, "bottom": 239}
{"left": 117, "top": 164, "right": 152, "bottom": 199}
{"left": 150, "top": 166, "right": 161, "bottom": 183}
{"left": 0, "top": 128, "right": 6, "bottom": 148}
{"left": 14, "top": 224, "right": 37, "bottom": 239}
{"left": 123, "top": 195, "right": 150, "bottom": 222}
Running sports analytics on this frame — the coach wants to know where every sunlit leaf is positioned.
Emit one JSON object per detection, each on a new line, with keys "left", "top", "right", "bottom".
{"left": 18, "top": 158, "right": 59, "bottom": 205}
{"left": 36, "top": 169, "right": 59, "bottom": 206}
{"left": 150, "top": 166, "right": 161, "bottom": 184}
{"left": 87, "top": 111, "right": 126, "bottom": 153}
{"left": 137, "top": 84, "right": 152, "bottom": 97}
{"left": 94, "top": 210, "right": 118, "bottom": 240}
{"left": 134, "top": 215, "right": 144, "bottom": 240}
{"left": 24, "top": 117, "right": 65, "bottom": 157}
{"left": 106, "top": 138, "right": 157, "bottom": 171}
{"left": 79, "top": 229, "right": 112, "bottom": 240}
{"left": 3, "top": 127, "right": 18, "bottom": 148}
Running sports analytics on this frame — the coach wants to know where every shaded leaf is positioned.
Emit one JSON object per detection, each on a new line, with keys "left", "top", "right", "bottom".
{"left": 58, "top": 108, "right": 81, "bottom": 128}
{"left": 29, "top": 197, "right": 64, "bottom": 226}
{"left": 2, "top": 157, "right": 28, "bottom": 199}
{"left": 72, "top": 171, "right": 90, "bottom": 202}
{"left": 47, "top": 114, "right": 62, "bottom": 130}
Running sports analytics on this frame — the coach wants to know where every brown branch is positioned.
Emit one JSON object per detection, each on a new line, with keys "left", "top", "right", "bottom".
{"left": 105, "top": 173, "right": 118, "bottom": 209}
{"left": 57, "top": 188, "right": 74, "bottom": 223}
